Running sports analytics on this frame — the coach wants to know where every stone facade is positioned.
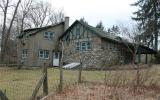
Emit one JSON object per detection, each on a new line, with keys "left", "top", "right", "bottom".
{"left": 62, "top": 21, "right": 133, "bottom": 68}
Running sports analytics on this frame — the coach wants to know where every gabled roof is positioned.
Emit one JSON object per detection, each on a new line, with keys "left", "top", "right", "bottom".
{"left": 60, "top": 20, "right": 156, "bottom": 54}
{"left": 60, "top": 20, "right": 118, "bottom": 42}
{"left": 18, "top": 22, "right": 64, "bottom": 38}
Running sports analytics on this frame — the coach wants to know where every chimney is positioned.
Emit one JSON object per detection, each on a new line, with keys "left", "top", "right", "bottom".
{"left": 64, "top": 17, "right": 69, "bottom": 31}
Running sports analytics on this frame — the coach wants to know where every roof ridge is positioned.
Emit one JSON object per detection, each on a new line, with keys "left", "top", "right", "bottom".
{"left": 18, "top": 21, "right": 64, "bottom": 38}
{"left": 24, "top": 21, "right": 64, "bottom": 32}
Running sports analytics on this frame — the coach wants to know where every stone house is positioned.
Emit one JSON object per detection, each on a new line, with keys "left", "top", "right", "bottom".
{"left": 60, "top": 20, "right": 156, "bottom": 68}
{"left": 17, "top": 17, "right": 69, "bottom": 67}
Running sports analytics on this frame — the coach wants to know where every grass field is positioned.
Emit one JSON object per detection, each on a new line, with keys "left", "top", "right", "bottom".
{"left": 0, "top": 65, "right": 160, "bottom": 100}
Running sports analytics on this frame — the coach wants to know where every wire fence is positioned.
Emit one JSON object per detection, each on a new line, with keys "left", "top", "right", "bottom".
{"left": 0, "top": 64, "right": 160, "bottom": 100}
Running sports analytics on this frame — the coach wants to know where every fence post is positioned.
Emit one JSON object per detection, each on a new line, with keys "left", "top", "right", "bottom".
{"left": 137, "top": 49, "right": 141, "bottom": 86}
{"left": 43, "top": 63, "right": 48, "bottom": 96}
{"left": 104, "top": 71, "right": 107, "bottom": 83}
{"left": 78, "top": 61, "right": 82, "bottom": 83}
{"left": 59, "top": 63, "right": 63, "bottom": 92}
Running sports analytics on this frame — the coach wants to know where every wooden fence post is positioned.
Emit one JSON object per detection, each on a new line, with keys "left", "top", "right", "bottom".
{"left": 43, "top": 63, "right": 48, "bottom": 96}
{"left": 59, "top": 64, "right": 63, "bottom": 92}
{"left": 59, "top": 40, "right": 64, "bottom": 92}
{"left": 104, "top": 71, "right": 107, "bottom": 83}
{"left": 137, "top": 49, "right": 141, "bottom": 86}
{"left": 78, "top": 61, "right": 82, "bottom": 83}
{"left": 30, "top": 73, "right": 46, "bottom": 100}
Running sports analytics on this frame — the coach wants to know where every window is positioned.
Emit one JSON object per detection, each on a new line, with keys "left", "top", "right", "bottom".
{"left": 86, "top": 42, "right": 91, "bottom": 50}
{"left": 44, "top": 32, "right": 54, "bottom": 40}
{"left": 75, "top": 41, "right": 91, "bottom": 51}
{"left": 81, "top": 42, "right": 86, "bottom": 50}
{"left": 54, "top": 52, "right": 59, "bottom": 59}
{"left": 38, "top": 50, "right": 49, "bottom": 59}
{"left": 39, "top": 50, "right": 44, "bottom": 58}
{"left": 81, "top": 41, "right": 91, "bottom": 51}
{"left": 22, "top": 49, "right": 28, "bottom": 58}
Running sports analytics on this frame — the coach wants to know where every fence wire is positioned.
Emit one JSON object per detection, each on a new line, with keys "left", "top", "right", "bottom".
{"left": 0, "top": 65, "right": 160, "bottom": 100}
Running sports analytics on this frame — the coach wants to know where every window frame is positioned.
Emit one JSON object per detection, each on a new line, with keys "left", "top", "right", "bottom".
{"left": 75, "top": 41, "right": 91, "bottom": 51}
{"left": 22, "top": 49, "right": 28, "bottom": 59}
{"left": 38, "top": 50, "right": 49, "bottom": 59}
{"left": 44, "top": 32, "right": 54, "bottom": 40}
{"left": 44, "top": 50, "right": 49, "bottom": 59}
{"left": 86, "top": 41, "right": 91, "bottom": 50}
{"left": 39, "top": 50, "right": 44, "bottom": 59}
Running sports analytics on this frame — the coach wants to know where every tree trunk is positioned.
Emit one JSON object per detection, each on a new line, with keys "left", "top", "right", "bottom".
{"left": 4, "top": 0, "right": 21, "bottom": 51}
{"left": 153, "top": 1, "right": 158, "bottom": 52}
{"left": 1, "top": 0, "right": 9, "bottom": 62}
{"left": 1, "top": 0, "right": 21, "bottom": 62}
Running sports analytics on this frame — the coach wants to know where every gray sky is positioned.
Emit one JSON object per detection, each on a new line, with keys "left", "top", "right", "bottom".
{"left": 48, "top": 0, "right": 137, "bottom": 28}
{"left": 0, "top": 0, "right": 137, "bottom": 28}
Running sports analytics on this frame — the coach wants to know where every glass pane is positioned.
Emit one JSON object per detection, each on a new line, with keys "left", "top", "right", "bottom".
{"left": 87, "top": 42, "right": 91, "bottom": 50}
{"left": 39, "top": 50, "right": 44, "bottom": 58}
{"left": 55, "top": 52, "right": 59, "bottom": 59}
{"left": 81, "top": 42, "right": 86, "bottom": 51}
{"left": 44, "top": 50, "right": 49, "bottom": 59}
{"left": 49, "top": 32, "right": 53, "bottom": 39}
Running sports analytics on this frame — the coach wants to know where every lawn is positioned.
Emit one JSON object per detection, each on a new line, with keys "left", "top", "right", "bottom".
{"left": 0, "top": 65, "right": 160, "bottom": 100}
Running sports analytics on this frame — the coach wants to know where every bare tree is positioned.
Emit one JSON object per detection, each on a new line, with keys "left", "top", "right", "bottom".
{"left": 27, "top": 1, "right": 51, "bottom": 27}
{"left": 26, "top": 1, "right": 64, "bottom": 28}
{"left": 0, "top": 0, "right": 21, "bottom": 62}
{"left": 49, "top": 9, "right": 64, "bottom": 25}
{"left": 118, "top": 23, "right": 146, "bottom": 86}
{"left": 16, "top": 0, "right": 33, "bottom": 34}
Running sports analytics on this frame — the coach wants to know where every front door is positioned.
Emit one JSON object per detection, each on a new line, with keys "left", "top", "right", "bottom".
{"left": 53, "top": 52, "right": 60, "bottom": 66}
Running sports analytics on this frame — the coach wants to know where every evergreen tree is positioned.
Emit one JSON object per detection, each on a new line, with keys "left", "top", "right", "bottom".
{"left": 131, "top": 0, "right": 160, "bottom": 51}
{"left": 79, "top": 17, "right": 88, "bottom": 24}
{"left": 96, "top": 21, "right": 105, "bottom": 31}
{"left": 107, "top": 25, "right": 120, "bottom": 36}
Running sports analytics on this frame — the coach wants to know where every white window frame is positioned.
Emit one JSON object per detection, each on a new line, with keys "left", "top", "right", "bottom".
{"left": 75, "top": 41, "right": 91, "bottom": 51}
{"left": 44, "top": 50, "right": 49, "bottom": 59}
{"left": 81, "top": 42, "right": 86, "bottom": 51}
{"left": 86, "top": 42, "right": 91, "bottom": 50}
{"left": 38, "top": 50, "right": 49, "bottom": 59}
{"left": 39, "top": 50, "right": 44, "bottom": 58}
{"left": 22, "top": 49, "right": 28, "bottom": 59}
{"left": 44, "top": 32, "right": 54, "bottom": 40}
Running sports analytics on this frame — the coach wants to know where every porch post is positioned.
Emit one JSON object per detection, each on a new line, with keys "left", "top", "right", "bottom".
{"left": 138, "top": 48, "right": 141, "bottom": 64}
{"left": 145, "top": 54, "right": 148, "bottom": 64}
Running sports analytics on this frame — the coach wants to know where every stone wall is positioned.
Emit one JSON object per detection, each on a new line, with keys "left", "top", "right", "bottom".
{"left": 63, "top": 38, "right": 133, "bottom": 69}
{"left": 62, "top": 22, "right": 133, "bottom": 69}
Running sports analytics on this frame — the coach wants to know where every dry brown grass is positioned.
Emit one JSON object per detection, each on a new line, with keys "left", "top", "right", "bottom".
{"left": 43, "top": 82, "right": 160, "bottom": 100}
{"left": 0, "top": 64, "right": 160, "bottom": 100}
{"left": 43, "top": 65, "right": 160, "bottom": 100}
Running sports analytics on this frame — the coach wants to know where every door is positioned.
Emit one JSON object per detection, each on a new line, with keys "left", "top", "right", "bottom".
{"left": 53, "top": 52, "right": 60, "bottom": 66}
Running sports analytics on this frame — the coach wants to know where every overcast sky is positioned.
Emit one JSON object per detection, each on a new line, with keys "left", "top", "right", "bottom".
{"left": 0, "top": 0, "right": 137, "bottom": 28}
{"left": 47, "top": 0, "right": 137, "bottom": 28}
